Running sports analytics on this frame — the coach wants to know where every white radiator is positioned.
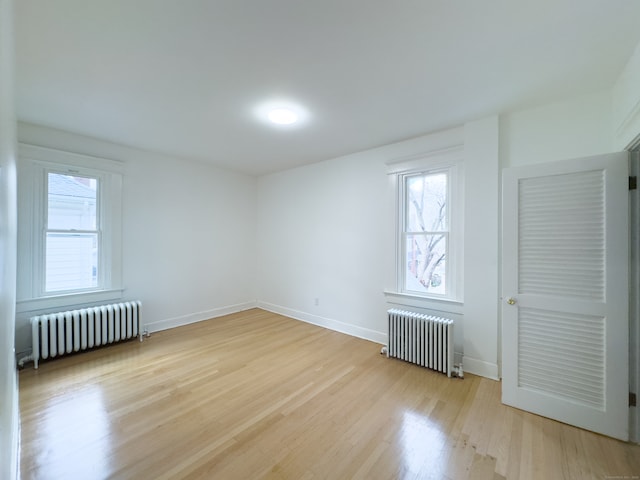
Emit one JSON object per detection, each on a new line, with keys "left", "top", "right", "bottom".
{"left": 29, "top": 301, "right": 143, "bottom": 369}
{"left": 387, "top": 308, "right": 454, "bottom": 377}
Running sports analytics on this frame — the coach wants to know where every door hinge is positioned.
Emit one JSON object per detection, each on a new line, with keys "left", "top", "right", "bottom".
{"left": 630, "top": 176, "right": 637, "bottom": 190}
{"left": 631, "top": 392, "right": 637, "bottom": 407}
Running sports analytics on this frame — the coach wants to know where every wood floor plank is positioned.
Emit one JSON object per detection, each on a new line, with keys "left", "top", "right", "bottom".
{"left": 18, "top": 308, "right": 640, "bottom": 479}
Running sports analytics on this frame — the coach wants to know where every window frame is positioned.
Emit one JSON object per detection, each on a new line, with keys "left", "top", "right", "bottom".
{"left": 43, "top": 168, "right": 102, "bottom": 295}
{"left": 400, "top": 168, "right": 452, "bottom": 297}
{"left": 17, "top": 144, "right": 123, "bottom": 313}
{"left": 391, "top": 149, "right": 464, "bottom": 303}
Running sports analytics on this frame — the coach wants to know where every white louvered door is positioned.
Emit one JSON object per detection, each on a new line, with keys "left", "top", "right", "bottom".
{"left": 502, "top": 152, "right": 629, "bottom": 441}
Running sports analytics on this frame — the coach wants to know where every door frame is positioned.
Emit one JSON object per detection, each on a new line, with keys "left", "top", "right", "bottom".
{"left": 629, "top": 144, "right": 640, "bottom": 443}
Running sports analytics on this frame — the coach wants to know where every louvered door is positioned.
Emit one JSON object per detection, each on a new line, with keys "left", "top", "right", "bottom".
{"left": 502, "top": 152, "right": 629, "bottom": 441}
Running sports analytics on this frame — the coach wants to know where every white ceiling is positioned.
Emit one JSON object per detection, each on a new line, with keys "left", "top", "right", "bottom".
{"left": 15, "top": 1, "right": 640, "bottom": 175}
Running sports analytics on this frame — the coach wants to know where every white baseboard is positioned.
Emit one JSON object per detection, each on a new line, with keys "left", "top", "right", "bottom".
{"left": 462, "top": 355, "right": 500, "bottom": 380}
{"left": 257, "top": 302, "right": 387, "bottom": 345}
{"left": 144, "top": 301, "right": 258, "bottom": 333}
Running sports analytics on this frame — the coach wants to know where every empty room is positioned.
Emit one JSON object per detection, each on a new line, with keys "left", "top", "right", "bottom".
{"left": 2, "top": 1, "right": 640, "bottom": 479}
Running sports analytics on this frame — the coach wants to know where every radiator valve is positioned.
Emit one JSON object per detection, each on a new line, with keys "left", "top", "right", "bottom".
{"left": 17, "top": 354, "right": 34, "bottom": 369}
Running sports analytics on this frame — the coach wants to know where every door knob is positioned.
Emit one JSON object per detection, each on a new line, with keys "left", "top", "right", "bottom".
{"left": 507, "top": 297, "right": 517, "bottom": 305}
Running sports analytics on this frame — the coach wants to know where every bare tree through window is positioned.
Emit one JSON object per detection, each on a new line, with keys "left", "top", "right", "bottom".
{"left": 405, "top": 172, "right": 448, "bottom": 294}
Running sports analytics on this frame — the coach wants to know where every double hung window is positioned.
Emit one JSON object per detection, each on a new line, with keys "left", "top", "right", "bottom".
{"left": 45, "top": 171, "right": 99, "bottom": 293}
{"left": 402, "top": 170, "right": 449, "bottom": 295}
{"left": 395, "top": 158, "right": 462, "bottom": 301}
{"left": 17, "top": 145, "right": 123, "bottom": 310}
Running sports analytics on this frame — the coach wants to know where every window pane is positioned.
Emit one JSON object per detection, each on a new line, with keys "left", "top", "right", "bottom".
{"left": 406, "top": 173, "right": 447, "bottom": 232}
{"left": 46, "top": 233, "right": 98, "bottom": 292}
{"left": 48, "top": 173, "right": 97, "bottom": 230}
{"left": 405, "top": 234, "right": 446, "bottom": 294}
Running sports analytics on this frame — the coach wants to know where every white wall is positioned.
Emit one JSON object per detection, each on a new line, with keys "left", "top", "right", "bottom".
{"left": 256, "top": 136, "right": 393, "bottom": 344}
{"left": 15, "top": 123, "right": 258, "bottom": 353}
{"left": 500, "top": 89, "right": 613, "bottom": 168}
{"left": 257, "top": 121, "right": 501, "bottom": 378}
{"left": 614, "top": 41, "right": 640, "bottom": 150}
{"left": 0, "top": 0, "right": 19, "bottom": 478}
{"left": 463, "top": 117, "right": 500, "bottom": 378}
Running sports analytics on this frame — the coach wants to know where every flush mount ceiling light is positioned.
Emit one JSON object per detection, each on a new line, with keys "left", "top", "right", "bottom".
{"left": 254, "top": 100, "right": 309, "bottom": 128}
{"left": 267, "top": 108, "right": 298, "bottom": 125}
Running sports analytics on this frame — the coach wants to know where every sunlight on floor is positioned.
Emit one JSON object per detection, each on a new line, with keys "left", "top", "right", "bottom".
{"left": 400, "top": 408, "right": 446, "bottom": 475}
{"left": 36, "top": 385, "right": 112, "bottom": 478}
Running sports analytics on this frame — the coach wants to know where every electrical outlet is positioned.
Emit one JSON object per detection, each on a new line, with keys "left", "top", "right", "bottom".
{"left": 314, "top": 298, "right": 319, "bottom": 306}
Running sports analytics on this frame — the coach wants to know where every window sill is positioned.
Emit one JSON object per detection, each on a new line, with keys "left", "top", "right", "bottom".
{"left": 384, "top": 290, "right": 464, "bottom": 315}
{"left": 16, "top": 289, "right": 125, "bottom": 315}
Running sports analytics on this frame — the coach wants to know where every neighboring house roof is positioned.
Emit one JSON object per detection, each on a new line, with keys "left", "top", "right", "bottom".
{"left": 48, "top": 174, "right": 96, "bottom": 199}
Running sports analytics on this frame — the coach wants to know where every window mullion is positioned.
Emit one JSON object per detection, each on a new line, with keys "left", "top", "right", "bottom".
{"left": 46, "top": 228, "right": 99, "bottom": 234}
{"left": 406, "top": 230, "right": 448, "bottom": 235}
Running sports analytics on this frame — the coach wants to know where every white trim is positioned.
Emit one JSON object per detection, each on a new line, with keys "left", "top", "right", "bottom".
{"left": 257, "top": 301, "right": 388, "bottom": 345}
{"left": 629, "top": 149, "right": 639, "bottom": 444}
{"left": 144, "top": 302, "right": 257, "bottom": 333}
{"left": 615, "top": 93, "right": 640, "bottom": 151}
{"left": 19, "top": 143, "right": 123, "bottom": 173}
{"left": 616, "top": 112, "right": 640, "bottom": 152}
{"left": 386, "top": 145, "right": 463, "bottom": 174}
{"left": 384, "top": 290, "right": 464, "bottom": 315}
{"left": 613, "top": 41, "right": 640, "bottom": 151}
{"left": 462, "top": 355, "right": 500, "bottom": 380}
{"left": 16, "top": 289, "right": 125, "bottom": 314}
{"left": 392, "top": 156, "right": 464, "bottom": 302}
{"left": 615, "top": 96, "right": 640, "bottom": 138}
{"left": 627, "top": 132, "right": 640, "bottom": 152}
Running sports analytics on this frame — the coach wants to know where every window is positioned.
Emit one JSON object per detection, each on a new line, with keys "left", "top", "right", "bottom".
{"left": 45, "top": 172, "right": 99, "bottom": 293}
{"left": 17, "top": 145, "right": 123, "bottom": 311}
{"left": 395, "top": 159, "right": 463, "bottom": 301}
{"left": 403, "top": 170, "right": 449, "bottom": 295}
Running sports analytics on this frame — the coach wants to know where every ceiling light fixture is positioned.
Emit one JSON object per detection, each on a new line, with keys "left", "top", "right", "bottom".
{"left": 267, "top": 108, "right": 298, "bottom": 125}
{"left": 254, "top": 100, "right": 309, "bottom": 128}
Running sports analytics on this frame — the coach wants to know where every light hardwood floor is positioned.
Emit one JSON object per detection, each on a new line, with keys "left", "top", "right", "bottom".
{"left": 19, "top": 309, "right": 640, "bottom": 479}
